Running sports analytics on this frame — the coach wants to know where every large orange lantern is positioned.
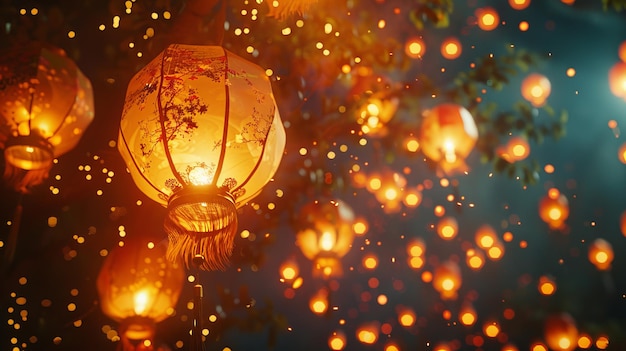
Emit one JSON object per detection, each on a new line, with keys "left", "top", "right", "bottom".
{"left": 0, "top": 43, "right": 94, "bottom": 171}
{"left": 418, "top": 103, "right": 478, "bottom": 174}
{"left": 544, "top": 313, "right": 578, "bottom": 351}
{"left": 608, "top": 62, "right": 626, "bottom": 101}
{"left": 295, "top": 198, "right": 355, "bottom": 278}
{"left": 118, "top": 44, "right": 286, "bottom": 271}
{"left": 521, "top": 73, "right": 551, "bottom": 107}
{"left": 538, "top": 188, "right": 569, "bottom": 230}
{"left": 588, "top": 238, "right": 614, "bottom": 271}
{"left": 97, "top": 238, "right": 185, "bottom": 349}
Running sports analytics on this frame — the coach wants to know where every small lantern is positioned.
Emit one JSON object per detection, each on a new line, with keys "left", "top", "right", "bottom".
{"left": 118, "top": 44, "right": 286, "bottom": 271}
{"left": 436, "top": 216, "right": 458, "bottom": 240}
{"left": 432, "top": 260, "right": 462, "bottom": 300}
{"left": 608, "top": 62, "right": 626, "bottom": 101}
{"left": 544, "top": 313, "right": 578, "bottom": 351}
{"left": 538, "top": 188, "right": 569, "bottom": 230}
{"left": 498, "top": 136, "right": 530, "bottom": 163}
{"left": 0, "top": 43, "right": 94, "bottom": 171}
{"left": 97, "top": 238, "right": 185, "bottom": 348}
{"left": 521, "top": 73, "right": 551, "bottom": 107}
{"left": 405, "top": 37, "right": 426, "bottom": 59}
{"left": 440, "top": 37, "right": 462, "bottom": 60}
{"left": 475, "top": 7, "right": 500, "bottom": 31}
{"left": 418, "top": 103, "right": 478, "bottom": 174}
{"left": 509, "top": 0, "right": 531, "bottom": 10}
{"left": 588, "top": 238, "right": 614, "bottom": 271}
{"left": 295, "top": 198, "right": 355, "bottom": 278}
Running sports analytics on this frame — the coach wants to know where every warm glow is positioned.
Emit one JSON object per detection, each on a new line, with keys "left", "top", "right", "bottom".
{"left": 588, "top": 238, "right": 614, "bottom": 270}
{"left": 538, "top": 276, "right": 557, "bottom": 295}
{"left": 133, "top": 290, "right": 150, "bottom": 315}
{"left": 437, "top": 216, "right": 458, "bottom": 240}
{"left": 544, "top": 313, "right": 578, "bottom": 351}
{"left": 459, "top": 306, "right": 477, "bottom": 326}
{"left": 539, "top": 188, "right": 569, "bottom": 230}
{"left": 398, "top": 308, "right": 416, "bottom": 327}
{"left": 433, "top": 261, "right": 462, "bottom": 299}
{"left": 509, "top": 0, "right": 531, "bottom": 10}
{"left": 619, "top": 40, "right": 626, "bottom": 62}
{"left": 405, "top": 37, "right": 426, "bottom": 58}
{"left": 320, "top": 231, "right": 336, "bottom": 251}
{"left": 609, "top": 62, "right": 626, "bottom": 100}
{"left": 328, "top": 332, "right": 346, "bottom": 350}
{"left": 577, "top": 334, "right": 592, "bottom": 349}
{"left": 356, "top": 324, "right": 379, "bottom": 344}
{"left": 483, "top": 322, "right": 500, "bottom": 337}
{"left": 521, "top": 73, "right": 552, "bottom": 107}
{"left": 476, "top": 7, "right": 500, "bottom": 31}
{"left": 441, "top": 37, "right": 462, "bottom": 60}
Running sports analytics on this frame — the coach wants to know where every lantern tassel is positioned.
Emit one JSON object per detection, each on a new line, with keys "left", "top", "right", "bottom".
{"left": 267, "top": 0, "right": 318, "bottom": 19}
{"left": 164, "top": 205, "right": 238, "bottom": 271}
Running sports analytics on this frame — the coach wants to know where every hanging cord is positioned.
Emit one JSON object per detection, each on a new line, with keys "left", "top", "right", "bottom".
{"left": 169, "top": 0, "right": 226, "bottom": 46}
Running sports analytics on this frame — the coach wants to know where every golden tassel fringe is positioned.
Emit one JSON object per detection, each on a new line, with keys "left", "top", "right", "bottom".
{"left": 267, "top": 0, "right": 318, "bottom": 19}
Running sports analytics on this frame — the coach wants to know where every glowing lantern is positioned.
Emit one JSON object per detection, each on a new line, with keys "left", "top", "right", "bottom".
{"left": 521, "top": 73, "right": 552, "bottom": 107}
{"left": 279, "top": 258, "right": 300, "bottom": 283}
{"left": 608, "top": 62, "right": 626, "bottom": 101}
{"left": 366, "top": 169, "right": 407, "bottom": 213}
{"left": 418, "top": 103, "right": 478, "bottom": 174}
{"left": 405, "top": 37, "right": 426, "bottom": 59}
{"left": 483, "top": 321, "right": 501, "bottom": 338}
{"left": 309, "top": 287, "right": 329, "bottom": 315}
{"left": 544, "top": 313, "right": 578, "bottom": 351}
{"left": 436, "top": 216, "right": 458, "bottom": 240}
{"left": 295, "top": 198, "right": 355, "bottom": 278}
{"left": 466, "top": 248, "right": 485, "bottom": 271}
{"left": 459, "top": 304, "right": 477, "bottom": 326}
{"left": 118, "top": 44, "right": 286, "bottom": 271}
{"left": 97, "top": 238, "right": 184, "bottom": 348}
{"left": 538, "top": 188, "right": 569, "bottom": 230}
{"left": 509, "top": 0, "right": 531, "bottom": 10}
{"left": 476, "top": 7, "right": 500, "bottom": 31}
{"left": 538, "top": 275, "right": 557, "bottom": 296}
{"left": 356, "top": 95, "right": 399, "bottom": 136}
{"left": 328, "top": 331, "right": 347, "bottom": 351}
{"left": 397, "top": 306, "right": 416, "bottom": 327}
{"left": 356, "top": 322, "right": 380, "bottom": 345}
{"left": 432, "top": 260, "right": 462, "bottom": 300}
{"left": 0, "top": 44, "right": 94, "bottom": 171}
{"left": 588, "top": 238, "right": 614, "bottom": 271}
{"left": 498, "top": 136, "right": 530, "bottom": 163}
{"left": 440, "top": 37, "right": 462, "bottom": 60}
{"left": 618, "top": 143, "right": 626, "bottom": 164}
{"left": 266, "top": 0, "right": 317, "bottom": 19}
{"left": 475, "top": 224, "right": 499, "bottom": 250}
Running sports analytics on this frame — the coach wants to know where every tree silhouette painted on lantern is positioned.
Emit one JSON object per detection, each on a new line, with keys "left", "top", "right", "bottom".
{"left": 119, "top": 45, "right": 286, "bottom": 270}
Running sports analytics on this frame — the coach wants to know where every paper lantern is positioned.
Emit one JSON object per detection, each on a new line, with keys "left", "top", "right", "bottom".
{"left": 440, "top": 37, "right": 462, "bottom": 60}
{"left": 418, "top": 103, "right": 478, "bottom": 174}
{"left": 118, "top": 44, "right": 286, "bottom": 271}
{"left": 608, "top": 62, "right": 626, "bottom": 101}
{"left": 267, "top": 0, "right": 318, "bottom": 19}
{"left": 0, "top": 43, "right": 94, "bottom": 171}
{"left": 476, "top": 7, "right": 500, "bottom": 31}
{"left": 295, "top": 198, "right": 355, "bottom": 278}
{"left": 432, "top": 260, "right": 462, "bottom": 300}
{"left": 544, "top": 313, "right": 578, "bottom": 351}
{"left": 521, "top": 73, "right": 551, "bottom": 107}
{"left": 97, "top": 238, "right": 185, "bottom": 345}
{"left": 538, "top": 188, "right": 569, "bottom": 230}
{"left": 588, "top": 238, "right": 614, "bottom": 271}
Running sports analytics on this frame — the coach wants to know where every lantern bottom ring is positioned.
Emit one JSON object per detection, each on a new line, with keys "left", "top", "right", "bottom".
{"left": 4, "top": 134, "right": 54, "bottom": 170}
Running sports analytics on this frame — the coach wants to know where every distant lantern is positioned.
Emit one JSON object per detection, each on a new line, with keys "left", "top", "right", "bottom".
{"left": 476, "top": 7, "right": 500, "bottom": 31}
{"left": 436, "top": 216, "right": 459, "bottom": 240}
{"left": 432, "top": 260, "right": 462, "bottom": 300}
{"left": 295, "top": 198, "right": 355, "bottom": 278}
{"left": 544, "top": 313, "right": 578, "bottom": 351}
{"left": 521, "top": 73, "right": 552, "bottom": 107}
{"left": 405, "top": 37, "right": 426, "bottom": 59}
{"left": 0, "top": 43, "right": 94, "bottom": 171}
{"left": 498, "top": 136, "right": 530, "bottom": 163}
{"left": 118, "top": 44, "right": 286, "bottom": 271}
{"left": 418, "top": 103, "right": 478, "bottom": 174}
{"left": 509, "top": 0, "right": 531, "bottom": 10}
{"left": 266, "top": 0, "right": 318, "bottom": 19}
{"left": 538, "top": 188, "right": 569, "bottom": 230}
{"left": 97, "top": 238, "right": 184, "bottom": 347}
{"left": 328, "top": 331, "right": 347, "bottom": 351}
{"left": 618, "top": 40, "right": 626, "bottom": 63}
{"left": 588, "top": 238, "right": 614, "bottom": 271}
{"left": 608, "top": 62, "right": 626, "bottom": 101}
{"left": 356, "top": 94, "right": 399, "bottom": 136}
{"left": 440, "top": 37, "right": 462, "bottom": 60}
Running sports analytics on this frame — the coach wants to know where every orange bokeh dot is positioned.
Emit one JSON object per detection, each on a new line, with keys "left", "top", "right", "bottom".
{"left": 519, "top": 21, "right": 529, "bottom": 31}
{"left": 476, "top": 7, "right": 500, "bottom": 31}
{"left": 509, "top": 0, "right": 531, "bottom": 10}
{"left": 619, "top": 40, "right": 626, "bottom": 62}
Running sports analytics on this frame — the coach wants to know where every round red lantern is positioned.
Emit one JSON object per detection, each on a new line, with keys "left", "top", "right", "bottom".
{"left": 119, "top": 44, "right": 286, "bottom": 271}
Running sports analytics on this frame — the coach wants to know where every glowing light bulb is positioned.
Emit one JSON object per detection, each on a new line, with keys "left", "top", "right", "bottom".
{"left": 442, "top": 139, "right": 457, "bottom": 163}
{"left": 133, "top": 289, "right": 150, "bottom": 315}
{"left": 319, "top": 231, "right": 336, "bottom": 251}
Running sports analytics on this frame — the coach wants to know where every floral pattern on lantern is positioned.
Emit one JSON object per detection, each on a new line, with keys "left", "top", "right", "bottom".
{"left": 295, "top": 198, "right": 355, "bottom": 279}
{"left": 0, "top": 44, "right": 94, "bottom": 171}
{"left": 97, "top": 238, "right": 185, "bottom": 346}
{"left": 118, "top": 44, "right": 286, "bottom": 271}
{"left": 418, "top": 103, "right": 478, "bottom": 175}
